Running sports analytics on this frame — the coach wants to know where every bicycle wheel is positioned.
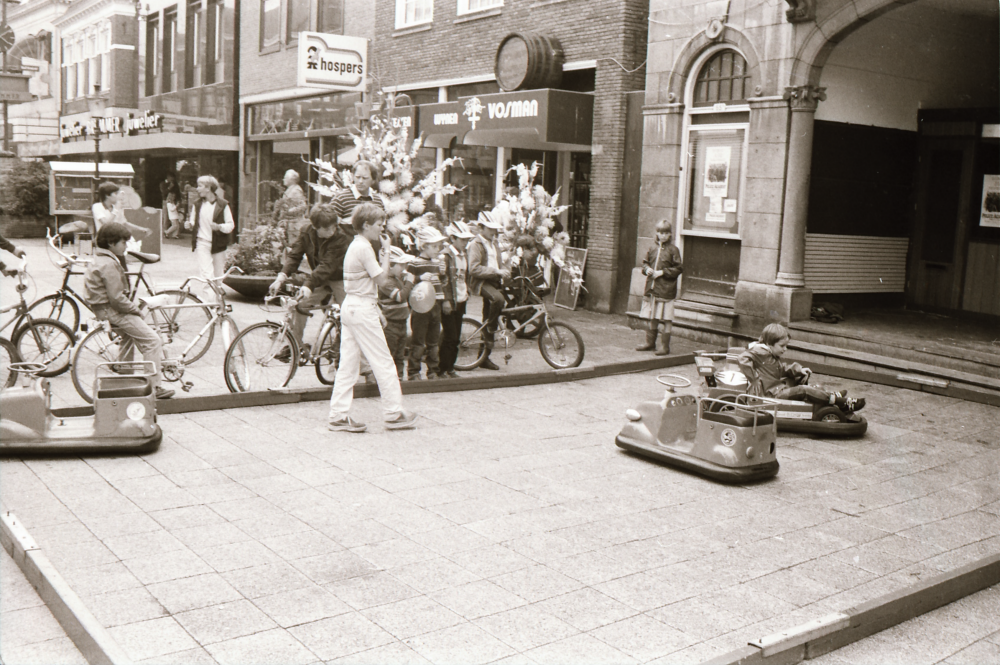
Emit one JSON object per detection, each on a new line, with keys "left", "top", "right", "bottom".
{"left": 314, "top": 321, "right": 341, "bottom": 385}
{"left": 1, "top": 338, "right": 21, "bottom": 388}
{"left": 20, "top": 293, "right": 81, "bottom": 334}
{"left": 453, "top": 317, "right": 487, "bottom": 371}
{"left": 224, "top": 322, "right": 297, "bottom": 393}
{"left": 71, "top": 326, "right": 126, "bottom": 403}
{"left": 151, "top": 289, "right": 213, "bottom": 365}
{"left": 219, "top": 315, "right": 239, "bottom": 349}
{"left": 538, "top": 320, "right": 584, "bottom": 369}
{"left": 13, "top": 318, "right": 75, "bottom": 377}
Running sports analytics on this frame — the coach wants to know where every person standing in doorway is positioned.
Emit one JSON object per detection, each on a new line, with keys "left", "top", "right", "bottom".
{"left": 327, "top": 203, "right": 417, "bottom": 433}
{"left": 185, "top": 175, "right": 234, "bottom": 302}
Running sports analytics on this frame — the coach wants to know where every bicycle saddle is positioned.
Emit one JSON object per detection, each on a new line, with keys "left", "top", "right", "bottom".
{"left": 126, "top": 250, "right": 161, "bottom": 264}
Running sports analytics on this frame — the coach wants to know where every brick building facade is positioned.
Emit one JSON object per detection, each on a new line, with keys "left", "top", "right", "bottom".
{"left": 373, "top": 0, "right": 648, "bottom": 312}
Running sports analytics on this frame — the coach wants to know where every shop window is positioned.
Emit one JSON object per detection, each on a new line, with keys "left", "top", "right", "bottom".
{"left": 395, "top": 0, "right": 432, "bottom": 29}
{"left": 457, "top": 0, "right": 502, "bottom": 15}
{"left": 692, "top": 50, "right": 750, "bottom": 108}
{"left": 261, "top": 0, "right": 344, "bottom": 51}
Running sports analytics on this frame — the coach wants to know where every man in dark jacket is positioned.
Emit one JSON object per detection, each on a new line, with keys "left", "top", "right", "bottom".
{"left": 269, "top": 204, "right": 351, "bottom": 353}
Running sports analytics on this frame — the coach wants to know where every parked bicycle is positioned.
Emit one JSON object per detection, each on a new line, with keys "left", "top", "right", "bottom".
{"left": 455, "top": 275, "right": 584, "bottom": 370}
{"left": 0, "top": 262, "right": 75, "bottom": 378}
{"left": 223, "top": 290, "right": 341, "bottom": 393}
{"left": 22, "top": 232, "right": 198, "bottom": 335}
{"left": 70, "top": 268, "right": 242, "bottom": 403}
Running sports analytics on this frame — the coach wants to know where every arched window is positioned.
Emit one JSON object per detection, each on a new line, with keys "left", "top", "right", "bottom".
{"left": 693, "top": 50, "right": 750, "bottom": 107}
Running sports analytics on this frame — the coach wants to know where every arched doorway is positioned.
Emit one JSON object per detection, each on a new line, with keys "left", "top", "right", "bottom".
{"left": 676, "top": 47, "right": 752, "bottom": 303}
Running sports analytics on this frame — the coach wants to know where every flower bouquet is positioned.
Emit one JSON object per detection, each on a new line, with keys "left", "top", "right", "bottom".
{"left": 496, "top": 162, "right": 579, "bottom": 291}
{"left": 305, "top": 112, "right": 460, "bottom": 247}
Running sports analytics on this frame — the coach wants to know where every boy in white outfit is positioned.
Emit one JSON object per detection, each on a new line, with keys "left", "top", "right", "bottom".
{"left": 328, "top": 203, "right": 418, "bottom": 433}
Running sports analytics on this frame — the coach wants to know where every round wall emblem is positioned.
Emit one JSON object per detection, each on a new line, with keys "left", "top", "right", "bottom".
{"left": 720, "top": 428, "right": 737, "bottom": 447}
{"left": 126, "top": 402, "right": 146, "bottom": 421}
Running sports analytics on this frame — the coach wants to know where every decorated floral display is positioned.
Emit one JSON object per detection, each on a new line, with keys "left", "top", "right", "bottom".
{"left": 494, "top": 162, "right": 582, "bottom": 293}
{"left": 225, "top": 213, "right": 286, "bottom": 275}
{"left": 306, "top": 112, "right": 460, "bottom": 245}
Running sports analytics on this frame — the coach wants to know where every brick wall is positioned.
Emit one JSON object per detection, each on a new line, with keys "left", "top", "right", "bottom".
{"left": 241, "top": 0, "right": 375, "bottom": 99}
{"left": 373, "top": 0, "right": 648, "bottom": 302}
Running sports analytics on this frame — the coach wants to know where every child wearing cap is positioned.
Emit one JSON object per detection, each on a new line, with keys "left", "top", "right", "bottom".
{"left": 379, "top": 247, "right": 417, "bottom": 379}
{"left": 439, "top": 220, "right": 475, "bottom": 378}
{"left": 406, "top": 226, "right": 450, "bottom": 380}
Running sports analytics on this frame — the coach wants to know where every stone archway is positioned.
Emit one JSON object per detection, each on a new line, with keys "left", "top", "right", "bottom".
{"left": 666, "top": 26, "right": 764, "bottom": 103}
{"left": 790, "top": 0, "right": 916, "bottom": 88}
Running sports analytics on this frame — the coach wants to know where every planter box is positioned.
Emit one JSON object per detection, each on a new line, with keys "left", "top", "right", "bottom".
{"left": 223, "top": 273, "right": 276, "bottom": 300}
{"left": 0, "top": 215, "right": 51, "bottom": 238}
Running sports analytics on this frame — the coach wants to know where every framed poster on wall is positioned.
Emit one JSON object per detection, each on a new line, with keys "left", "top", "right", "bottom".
{"left": 553, "top": 247, "right": 587, "bottom": 310}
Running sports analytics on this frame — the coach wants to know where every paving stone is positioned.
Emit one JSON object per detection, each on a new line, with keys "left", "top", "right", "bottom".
{"left": 0, "top": 635, "right": 89, "bottom": 665}
{"left": 203, "top": 627, "right": 318, "bottom": 665}
{"left": 589, "top": 613, "right": 697, "bottom": 662}
{"left": 249, "top": 584, "right": 352, "bottom": 628}
{"left": 429, "top": 579, "right": 528, "bottom": 620}
{"left": 108, "top": 616, "right": 201, "bottom": 661}
{"left": 288, "top": 612, "right": 396, "bottom": 661}
{"left": 222, "top": 560, "right": 315, "bottom": 599}
{"left": 173, "top": 598, "right": 277, "bottom": 645}
{"left": 404, "top": 621, "right": 517, "bottom": 665}
{"left": 293, "top": 549, "right": 380, "bottom": 584}
{"left": 535, "top": 587, "right": 638, "bottom": 632}
{"left": 122, "top": 546, "right": 214, "bottom": 585}
{"left": 472, "top": 604, "right": 580, "bottom": 652}
{"left": 362, "top": 595, "right": 465, "bottom": 639}
{"left": 489, "top": 564, "right": 584, "bottom": 603}
{"left": 522, "top": 632, "right": 639, "bottom": 665}
{"left": 84, "top": 586, "right": 169, "bottom": 627}
{"left": 146, "top": 572, "right": 244, "bottom": 614}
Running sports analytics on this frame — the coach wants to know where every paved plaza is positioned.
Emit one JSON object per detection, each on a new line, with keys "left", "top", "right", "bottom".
{"left": 2, "top": 365, "right": 999, "bottom": 664}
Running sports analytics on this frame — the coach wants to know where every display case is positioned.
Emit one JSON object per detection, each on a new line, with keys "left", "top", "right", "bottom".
{"left": 49, "top": 162, "right": 135, "bottom": 216}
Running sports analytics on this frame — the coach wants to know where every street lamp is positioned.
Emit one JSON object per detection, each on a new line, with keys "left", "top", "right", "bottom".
{"left": 87, "top": 85, "right": 106, "bottom": 187}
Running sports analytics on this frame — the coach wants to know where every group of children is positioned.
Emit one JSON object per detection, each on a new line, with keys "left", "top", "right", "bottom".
{"left": 378, "top": 220, "right": 477, "bottom": 381}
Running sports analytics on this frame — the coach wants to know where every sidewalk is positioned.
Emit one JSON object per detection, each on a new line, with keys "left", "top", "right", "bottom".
{"left": 2, "top": 366, "right": 998, "bottom": 664}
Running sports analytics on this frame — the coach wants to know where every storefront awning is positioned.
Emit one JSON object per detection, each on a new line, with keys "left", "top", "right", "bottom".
{"left": 54, "top": 132, "right": 239, "bottom": 157}
{"left": 416, "top": 89, "right": 594, "bottom": 152}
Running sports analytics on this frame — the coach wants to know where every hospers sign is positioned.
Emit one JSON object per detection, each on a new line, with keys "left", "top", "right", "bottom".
{"left": 297, "top": 32, "right": 367, "bottom": 91}
{"left": 60, "top": 110, "right": 163, "bottom": 141}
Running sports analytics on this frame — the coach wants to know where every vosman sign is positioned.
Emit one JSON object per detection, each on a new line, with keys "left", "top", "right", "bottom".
{"left": 297, "top": 32, "right": 367, "bottom": 92}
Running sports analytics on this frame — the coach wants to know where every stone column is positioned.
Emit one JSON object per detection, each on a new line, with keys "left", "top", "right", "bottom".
{"left": 769, "top": 84, "right": 825, "bottom": 321}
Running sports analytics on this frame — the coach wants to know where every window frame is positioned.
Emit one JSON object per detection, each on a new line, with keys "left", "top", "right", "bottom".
{"left": 456, "top": 0, "right": 502, "bottom": 16}
{"left": 676, "top": 45, "right": 752, "bottom": 243}
{"left": 395, "top": 0, "right": 433, "bottom": 30}
{"left": 260, "top": 0, "right": 344, "bottom": 52}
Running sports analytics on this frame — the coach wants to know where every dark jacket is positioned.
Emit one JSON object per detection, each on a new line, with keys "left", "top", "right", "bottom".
{"left": 281, "top": 227, "right": 352, "bottom": 290}
{"left": 190, "top": 197, "right": 234, "bottom": 254}
{"left": 737, "top": 342, "right": 809, "bottom": 397}
{"left": 84, "top": 248, "right": 140, "bottom": 315}
{"left": 642, "top": 241, "right": 683, "bottom": 300}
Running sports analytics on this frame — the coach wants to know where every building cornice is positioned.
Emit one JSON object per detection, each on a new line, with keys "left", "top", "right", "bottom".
{"left": 54, "top": 0, "right": 136, "bottom": 31}
{"left": 9, "top": 0, "right": 72, "bottom": 23}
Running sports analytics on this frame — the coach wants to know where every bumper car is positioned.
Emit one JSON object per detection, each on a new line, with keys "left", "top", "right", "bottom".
{"left": 694, "top": 350, "right": 867, "bottom": 437}
{"left": 0, "top": 362, "right": 162, "bottom": 456}
{"left": 615, "top": 374, "right": 779, "bottom": 483}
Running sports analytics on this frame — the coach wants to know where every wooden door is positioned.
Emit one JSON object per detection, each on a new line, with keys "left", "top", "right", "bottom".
{"left": 908, "top": 138, "right": 975, "bottom": 310}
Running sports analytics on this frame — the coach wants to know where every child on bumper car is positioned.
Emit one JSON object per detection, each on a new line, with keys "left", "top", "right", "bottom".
{"left": 738, "top": 323, "right": 865, "bottom": 412}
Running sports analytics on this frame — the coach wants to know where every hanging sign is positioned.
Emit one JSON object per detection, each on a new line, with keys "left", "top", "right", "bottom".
{"left": 297, "top": 32, "right": 367, "bottom": 91}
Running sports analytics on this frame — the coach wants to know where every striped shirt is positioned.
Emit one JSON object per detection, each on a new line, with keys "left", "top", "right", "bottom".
{"left": 406, "top": 254, "right": 446, "bottom": 301}
{"left": 330, "top": 187, "right": 384, "bottom": 225}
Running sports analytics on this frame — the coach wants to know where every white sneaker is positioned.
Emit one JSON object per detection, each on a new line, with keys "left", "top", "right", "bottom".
{"left": 384, "top": 411, "right": 417, "bottom": 430}
{"left": 327, "top": 416, "right": 367, "bottom": 433}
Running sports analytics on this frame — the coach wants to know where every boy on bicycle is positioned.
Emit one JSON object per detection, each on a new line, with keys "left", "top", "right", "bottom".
{"left": 269, "top": 204, "right": 351, "bottom": 359}
{"left": 84, "top": 222, "right": 174, "bottom": 399}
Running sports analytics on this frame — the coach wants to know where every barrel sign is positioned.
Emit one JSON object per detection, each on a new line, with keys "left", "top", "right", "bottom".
{"left": 494, "top": 33, "right": 564, "bottom": 91}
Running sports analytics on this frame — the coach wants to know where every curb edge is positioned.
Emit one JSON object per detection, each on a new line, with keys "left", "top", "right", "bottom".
{"left": 1, "top": 509, "right": 134, "bottom": 665}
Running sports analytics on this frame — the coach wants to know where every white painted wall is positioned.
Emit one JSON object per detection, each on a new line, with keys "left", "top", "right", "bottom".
{"left": 816, "top": 2, "right": 999, "bottom": 131}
